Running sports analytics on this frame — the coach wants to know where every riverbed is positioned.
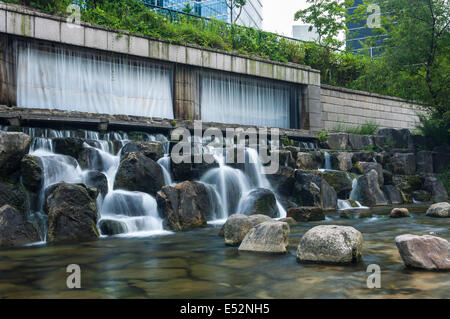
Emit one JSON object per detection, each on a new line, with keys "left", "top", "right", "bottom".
{"left": 0, "top": 205, "right": 448, "bottom": 299}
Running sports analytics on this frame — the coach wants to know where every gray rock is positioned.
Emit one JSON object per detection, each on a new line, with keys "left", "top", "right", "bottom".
{"left": 223, "top": 214, "right": 272, "bottom": 246}
{"left": 266, "top": 167, "right": 295, "bottom": 197}
{"left": 325, "top": 133, "right": 349, "bottom": 150}
{"left": 0, "top": 205, "right": 40, "bottom": 247}
{"left": 348, "top": 134, "right": 374, "bottom": 150}
{"left": 121, "top": 141, "right": 165, "bottom": 162}
{"left": 426, "top": 202, "right": 449, "bottom": 218}
{"left": 390, "top": 208, "right": 410, "bottom": 218}
{"left": 382, "top": 185, "right": 403, "bottom": 204}
{"left": 296, "top": 152, "right": 318, "bottom": 170}
{"left": 85, "top": 171, "right": 108, "bottom": 197}
{"left": 376, "top": 128, "right": 413, "bottom": 149}
{"left": 114, "top": 151, "right": 164, "bottom": 196}
{"left": 423, "top": 177, "right": 448, "bottom": 202}
{"left": 351, "top": 151, "right": 376, "bottom": 163}
{"left": 156, "top": 181, "right": 212, "bottom": 231}
{"left": 293, "top": 170, "right": 337, "bottom": 210}
{"left": 279, "top": 217, "right": 298, "bottom": 226}
{"left": 297, "top": 225, "right": 363, "bottom": 264}
{"left": 412, "top": 190, "right": 431, "bottom": 202}
{"left": 45, "top": 183, "right": 99, "bottom": 243}
{"left": 53, "top": 137, "right": 84, "bottom": 159}
{"left": 272, "top": 150, "right": 296, "bottom": 168}
{"left": 395, "top": 234, "right": 450, "bottom": 270}
{"left": 355, "top": 161, "right": 384, "bottom": 185}
{"left": 238, "top": 221, "right": 290, "bottom": 253}
{"left": 392, "top": 175, "right": 423, "bottom": 203}
{"left": 287, "top": 206, "right": 324, "bottom": 222}
{"left": 432, "top": 149, "right": 450, "bottom": 174}
{"left": 0, "top": 131, "right": 32, "bottom": 176}
{"left": 391, "top": 153, "right": 416, "bottom": 175}
{"left": 0, "top": 181, "right": 29, "bottom": 214}
{"left": 321, "top": 170, "right": 353, "bottom": 198}
{"left": 355, "top": 170, "right": 389, "bottom": 206}
{"left": 20, "top": 154, "right": 43, "bottom": 192}
{"left": 332, "top": 152, "right": 353, "bottom": 171}
{"left": 416, "top": 151, "right": 433, "bottom": 174}
{"left": 238, "top": 188, "right": 278, "bottom": 218}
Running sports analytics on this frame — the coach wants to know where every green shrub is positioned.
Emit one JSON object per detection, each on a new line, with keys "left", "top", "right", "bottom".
{"left": 416, "top": 112, "right": 450, "bottom": 146}
{"left": 316, "top": 130, "right": 328, "bottom": 143}
{"left": 332, "top": 120, "right": 379, "bottom": 136}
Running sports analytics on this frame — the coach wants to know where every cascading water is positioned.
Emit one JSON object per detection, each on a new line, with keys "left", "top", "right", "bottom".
{"left": 23, "top": 128, "right": 168, "bottom": 239}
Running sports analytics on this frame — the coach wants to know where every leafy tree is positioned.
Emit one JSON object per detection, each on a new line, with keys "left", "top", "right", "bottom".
{"left": 294, "top": 0, "right": 354, "bottom": 48}
{"left": 225, "top": 0, "right": 246, "bottom": 24}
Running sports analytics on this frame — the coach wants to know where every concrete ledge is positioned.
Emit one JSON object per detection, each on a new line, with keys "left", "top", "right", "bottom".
{"left": 0, "top": 2, "right": 320, "bottom": 86}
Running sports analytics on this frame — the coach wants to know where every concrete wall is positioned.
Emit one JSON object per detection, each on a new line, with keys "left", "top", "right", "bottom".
{"left": 321, "top": 84, "right": 424, "bottom": 131}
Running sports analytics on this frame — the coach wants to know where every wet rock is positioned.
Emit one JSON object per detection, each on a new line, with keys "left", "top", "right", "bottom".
{"left": 432, "top": 147, "right": 450, "bottom": 174}
{"left": 416, "top": 151, "right": 433, "bottom": 174}
{"left": 114, "top": 152, "right": 164, "bottom": 196}
{"left": 238, "top": 188, "right": 278, "bottom": 218}
{"left": 296, "top": 225, "right": 363, "bottom": 264}
{"left": 412, "top": 190, "right": 431, "bottom": 202}
{"left": 390, "top": 208, "right": 410, "bottom": 218}
{"left": 324, "top": 133, "right": 349, "bottom": 150}
{"left": 426, "top": 202, "right": 449, "bottom": 218}
{"left": 85, "top": 171, "right": 108, "bottom": 197}
{"left": 340, "top": 209, "right": 372, "bottom": 219}
{"left": 272, "top": 150, "right": 296, "bottom": 168}
{"left": 321, "top": 170, "right": 353, "bottom": 198}
{"left": 391, "top": 153, "right": 416, "bottom": 175}
{"left": 121, "top": 141, "right": 164, "bottom": 162}
{"left": 351, "top": 152, "right": 376, "bottom": 163}
{"left": 20, "top": 154, "right": 43, "bottom": 192}
{"left": 296, "top": 152, "right": 318, "bottom": 170}
{"left": 0, "top": 205, "right": 40, "bottom": 247}
{"left": 395, "top": 234, "right": 450, "bottom": 270}
{"left": 266, "top": 167, "right": 295, "bottom": 197}
{"left": 355, "top": 161, "right": 384, "bottom": 185}
{"left": 376, "top": 128, "right": 413, "bottom": 149}
{"left": 331, "top": 152, "right": 353, "bottom": 171}
{"left": 238, "top": 221, "right": 290, "bottom": 253}
{"left": 348, "top": 134, "right": 374, "bottom": 150}
{"left": 223, "top": 214, "right": 272, "bottom": 246}
{"left": 287, "top": 206, "right": 324, "bottom": 222}
{"left": 355, "top": 170, "right": 389, "bottom": 206}
{"left": 53, "top": 137, "right": 84, "bottom": 159}
{"left": 156, "top": 181, "right": 212, "bottom": 231}
{"left": 171, "top": 159, "right": 219, "bottom": 182}
{"left": 78, "top": 147, "right": 105, "bottom": 171}
{"left": 382, "top": 185, "right": 403, "bottom": 204}
{"left": 293, "top": 170, "right": 337, "bottom": 210}
{"left": 392, "top": 175, "right": 423, "bottom": 203}
{"left": 279, "top": 217, "right": 298, "bottom": 226}
{"left": 45, "top": 182, "right": 99, "bottom": 243}
{"left": 0, "top": 131, "right": 32, "bottom": 176}
{"left": 0, "top": 181, "right": 29, "bottom": 214}
{"left": 98, "top": 219, "right": 127, "bottom": 235}
{"left": 423, "top": 176, "right": 448, "bottom": 202}
{"left": 383, "top": 169, "right": 393, "bottom": 185}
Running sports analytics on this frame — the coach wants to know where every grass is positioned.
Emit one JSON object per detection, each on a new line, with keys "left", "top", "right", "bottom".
{"left": 331, "top": 120, "right": 380, "bottom": 135}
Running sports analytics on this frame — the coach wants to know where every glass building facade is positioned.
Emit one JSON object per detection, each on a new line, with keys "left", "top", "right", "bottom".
{"left": 146, "top": 0, "right": 263, "bottom": 29}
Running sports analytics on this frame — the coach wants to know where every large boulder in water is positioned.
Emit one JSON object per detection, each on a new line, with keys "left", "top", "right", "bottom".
{"left": 0, "top": 181, "right": 29, "bottom": 214}
{"left": 287, "top": 206, "right": 324, "bottom": 222}
{"left": 53, "top": 137, "right": 84, "bottom": 159}
{"left": 156, "top": 181, "right": 212, "bottom": 231}
{"left": 390, "top": 208, "right": 410, "bottom": 218}
{"left": 114, "top": 152, "right": 164, "bottom": 196}
{"left": 0, "top": 205, "right": 40, "bottom": 247}
{"left": 21, "top": 154, "right": 43, "bottom": 192}
{"left": 84, "top": 170, "right": 108, "bottom": 198}
{"left": 238, "top": 221, "right": 290, "bottom": 253}
{"left": 296, "top": 225, "right": 363, "bottom": 264}
{"left": 222, "top": 214, "right": 272, "bottom": 246}
{"left": 426, "top": 202, "right": 449, "bottom": 218}
{"left": 423, "top": 176, "right": 448, "bottom": 202}
{"left": 321, "top": 170, "right": 353, "bottom": 198}
{"left": 238, "top": 188, "right": 278, "bottom": 218}
{"left": 395, "top": 234, "right": 450, "bottom": 270}
{"left": 45, "top": 182, "right": 99, "bottom": 243}
{"left": 121, "top": 141, "right": 164, "bottom": 162}
{"left": 0, "top": 131, "right": 32, "bottom": 176}
{"left": 293, "top": 170, "right": 337, "bottom": 210}
{"left": 355, "top": 170, "right": 388, "bottom": 206}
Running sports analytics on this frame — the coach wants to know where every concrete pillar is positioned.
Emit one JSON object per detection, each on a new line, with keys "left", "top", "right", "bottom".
{"left": 0, "top": 34, "right": 16, "bottom": 106}
{"left": 173, "top": 64, "right": 200, "bottom": 121}
{"left": 303, "top": 84, "right": 323, "bottom": 134}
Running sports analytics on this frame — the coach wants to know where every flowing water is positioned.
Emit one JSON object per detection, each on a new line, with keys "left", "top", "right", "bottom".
{"left": 0, "top": 205, "right": 448, "bottom": 298}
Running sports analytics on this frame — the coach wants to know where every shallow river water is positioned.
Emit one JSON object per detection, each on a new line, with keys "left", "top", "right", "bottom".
{"left": 0, "top": 205, "right": 448, "bottom": 299}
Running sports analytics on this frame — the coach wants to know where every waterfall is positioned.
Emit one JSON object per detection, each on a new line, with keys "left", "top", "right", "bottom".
{"left": 324, "top": 151, "right": 331, "bottom": 170}
{"left": 157, "top": 155, "right": 173, "bottom": 186}
{"left": 24, "top": 128, "right": 167, "bottom": 239}
{"left": 16, "top": 42, "right": 174, "bottom": 119}
{"left": 348, "top": 178, "right": 369, "bottom": 209}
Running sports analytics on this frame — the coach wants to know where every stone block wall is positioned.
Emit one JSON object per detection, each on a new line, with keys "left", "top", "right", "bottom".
{"left": 321, "top": 84, "right": 425, "bottom": 131}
